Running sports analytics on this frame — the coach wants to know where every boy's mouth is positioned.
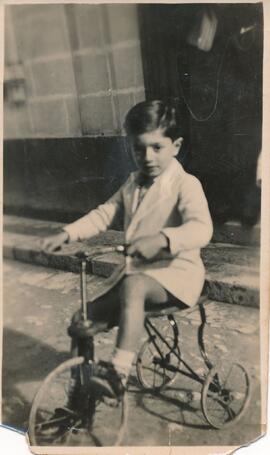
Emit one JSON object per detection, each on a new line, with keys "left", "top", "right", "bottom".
{"left": 143, "top": 164, "right": 159, "bottom": 171}
{"left": 142, "top": 167, "right": 159, "bottom": 176}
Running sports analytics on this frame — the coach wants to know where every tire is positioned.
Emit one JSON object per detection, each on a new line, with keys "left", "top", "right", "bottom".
{"left": 28, "top": 356, "right": 127, "bottom": 446}
{"left": 201, "top": 362, "right": 250, "bottom": 429}
{"left": 136, "top": 336, "right": 181, "bottom": 391}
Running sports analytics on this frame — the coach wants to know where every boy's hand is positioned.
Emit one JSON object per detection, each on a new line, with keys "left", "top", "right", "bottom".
{"left": 40, "top": 231, "right": 69, "bottom": 253}
{"left": 127, "top": 233, "right": 169, "bottom": 260}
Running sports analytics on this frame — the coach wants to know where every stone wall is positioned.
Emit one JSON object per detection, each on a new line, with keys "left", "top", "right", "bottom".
{"left": 4, "top": 4, "right": 145, "bottom": 139}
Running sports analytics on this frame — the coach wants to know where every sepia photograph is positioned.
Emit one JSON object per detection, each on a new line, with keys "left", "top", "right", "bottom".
{"left": 1, "top": 1, "right": 268, "bottom": 452}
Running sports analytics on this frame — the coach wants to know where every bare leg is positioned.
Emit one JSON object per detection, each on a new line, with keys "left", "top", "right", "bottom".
{"left": 82, "top": 275, "right": 176, "bottom": 397}
{"left": 116, "top": 274, "right": 170, "bottom": 353}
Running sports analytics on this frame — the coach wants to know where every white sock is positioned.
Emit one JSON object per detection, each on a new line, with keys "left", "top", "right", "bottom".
{"left": 111, "top": 348, "right": 135, "bottom": 383}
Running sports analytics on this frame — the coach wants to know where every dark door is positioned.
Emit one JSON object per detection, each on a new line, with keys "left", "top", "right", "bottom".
{"left": 138, "top": 3, "right": 263, "bottom": 225}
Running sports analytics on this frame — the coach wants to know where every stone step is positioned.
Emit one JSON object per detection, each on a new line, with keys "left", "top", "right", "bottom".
{"left": 212, "top": 221, "right": 260, "bottom": 246}
{"left": 3, "top": 215, "right": 260, "bottom": 308}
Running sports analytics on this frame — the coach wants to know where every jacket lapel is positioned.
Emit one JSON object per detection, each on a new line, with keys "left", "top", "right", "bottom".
{"left": 126, "top": 159, "right": 183, "bottom": 240}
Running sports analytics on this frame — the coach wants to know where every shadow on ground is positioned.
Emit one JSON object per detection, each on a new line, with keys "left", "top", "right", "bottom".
{"left": 2, "top": 328, "right": 70, "bottom": 431}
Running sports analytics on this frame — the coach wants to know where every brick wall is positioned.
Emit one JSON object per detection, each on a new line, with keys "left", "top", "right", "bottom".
{"left": 4, "top": 4, "right": 145, "bottom": 139}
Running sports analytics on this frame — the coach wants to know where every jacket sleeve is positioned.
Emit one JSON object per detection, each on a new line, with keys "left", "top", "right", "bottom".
{"left": 63, "top": 185, "right": 124, "bottom": 242}
{"left": 161, "top": 175, "right": 213, "bottom": 254}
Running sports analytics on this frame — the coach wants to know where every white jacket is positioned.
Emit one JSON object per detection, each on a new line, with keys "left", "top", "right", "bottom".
{"left": 64, "top": 158, "right": 213, "bottom": 306}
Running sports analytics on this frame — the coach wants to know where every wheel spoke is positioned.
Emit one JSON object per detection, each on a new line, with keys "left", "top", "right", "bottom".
{"left": 51, "top": 427, "right": 73, "bottom": 445}
{"left": 225, "top": 404, "right": 236, "bottom": 419}
{"left": 36, "top": 415, "right": 72, "bottom": 429}
{"left": 222, "top": 364, "right": 234, "bottom": 389}
{"left": 153, "top": 365, "right": 158, "bottom": 388}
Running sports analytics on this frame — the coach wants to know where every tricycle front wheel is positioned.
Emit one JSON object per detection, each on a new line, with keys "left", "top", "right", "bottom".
{"left": 28, "top": 356, "right": 127, "bottom": 446}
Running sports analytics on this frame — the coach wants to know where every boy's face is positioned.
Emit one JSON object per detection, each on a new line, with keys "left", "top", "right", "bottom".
{"left": 130, "top": 128, "right": 183, "bottom": 178}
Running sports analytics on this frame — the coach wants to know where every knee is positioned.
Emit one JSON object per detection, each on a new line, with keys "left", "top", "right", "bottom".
{"left": 71, "top": 309, "right": 82, "bottom": 324}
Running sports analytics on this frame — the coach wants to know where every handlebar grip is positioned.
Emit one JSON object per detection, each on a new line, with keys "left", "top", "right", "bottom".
{"left": 115, "top": 245, "right": 126, "bottom": 253}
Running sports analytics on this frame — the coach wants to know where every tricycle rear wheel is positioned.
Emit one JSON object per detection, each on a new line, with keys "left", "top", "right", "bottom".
{"left": 201, "top": 362, "right": 250, "bottom": 429}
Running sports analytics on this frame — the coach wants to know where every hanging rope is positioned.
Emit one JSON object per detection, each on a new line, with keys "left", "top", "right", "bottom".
{"left": 177, "top": 36, "right": 232, "bottom": 122}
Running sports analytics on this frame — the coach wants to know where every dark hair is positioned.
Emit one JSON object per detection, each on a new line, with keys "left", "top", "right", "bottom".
{"left": 124, "top": 100, "right": 182, "bottom": 141}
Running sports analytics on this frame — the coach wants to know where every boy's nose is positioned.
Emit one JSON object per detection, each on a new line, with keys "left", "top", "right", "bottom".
{"left": 145, "top": 146, "right": 154, "bottom": 161}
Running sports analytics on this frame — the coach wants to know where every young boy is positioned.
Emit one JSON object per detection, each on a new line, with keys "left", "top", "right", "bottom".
{"left": 42, "top": 100, "right": 213, "bottom": 398}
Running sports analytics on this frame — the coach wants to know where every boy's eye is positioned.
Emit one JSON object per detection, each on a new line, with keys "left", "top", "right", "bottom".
{"left": 153, "top": 144, "right": 164, "bottom": 152}
{"left": 133, "top": 143, "right": 163, "bottom": 154}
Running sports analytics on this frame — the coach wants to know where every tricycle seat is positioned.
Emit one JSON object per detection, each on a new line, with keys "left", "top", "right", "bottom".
{"left": 145, "top": 293, "right": 209, "bottom": 318}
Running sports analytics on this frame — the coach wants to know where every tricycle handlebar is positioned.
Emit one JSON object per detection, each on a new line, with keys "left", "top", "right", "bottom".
{"left": 75, "top": 245, "right": 126, "bottom": 260}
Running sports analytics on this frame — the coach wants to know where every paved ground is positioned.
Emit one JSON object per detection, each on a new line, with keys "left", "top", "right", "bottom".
{"left": 2, "top": 259, "right": 261, "bottom": 447}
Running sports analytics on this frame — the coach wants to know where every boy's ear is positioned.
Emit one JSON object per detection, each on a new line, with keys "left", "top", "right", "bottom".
{"left": 172, "top": 137, "right": 183, "bottom": 156}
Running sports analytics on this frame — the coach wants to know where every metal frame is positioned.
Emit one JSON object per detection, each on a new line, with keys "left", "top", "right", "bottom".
{"left": 143, "top": 301, "right": 213, "bottom": 387}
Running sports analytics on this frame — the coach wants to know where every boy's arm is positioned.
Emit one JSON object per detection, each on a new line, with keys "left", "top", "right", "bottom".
{"left": 63, "top": 186, "right": 124, "bottom": 242}
{"left": 161, "top": 175, "right": 213, "bottom": 254}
